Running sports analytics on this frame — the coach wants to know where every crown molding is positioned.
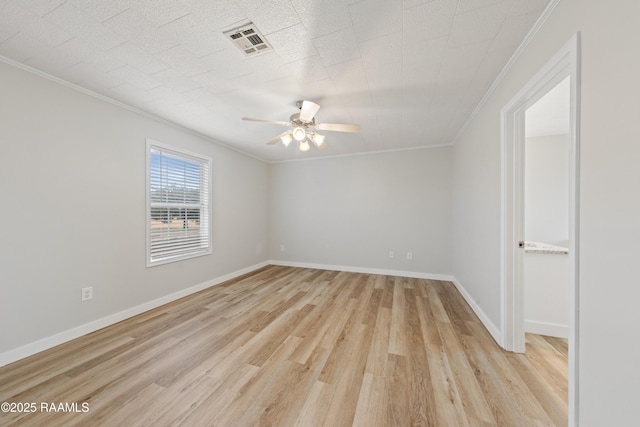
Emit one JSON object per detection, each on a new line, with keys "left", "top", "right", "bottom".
{"left": 451, "top": 0, "right": 562, "bottom": 145}
{"left": 0, "top": 55, "right": 268, "bottom": 164}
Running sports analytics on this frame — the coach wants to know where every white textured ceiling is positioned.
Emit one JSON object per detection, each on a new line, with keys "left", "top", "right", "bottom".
{"left": 0, "top": 0, "right": 551, "bottom": 162}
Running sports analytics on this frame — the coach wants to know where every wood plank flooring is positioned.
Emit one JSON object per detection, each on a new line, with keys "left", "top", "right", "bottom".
{"left": 0, "top": 266, "right": 567, "bottom": 426}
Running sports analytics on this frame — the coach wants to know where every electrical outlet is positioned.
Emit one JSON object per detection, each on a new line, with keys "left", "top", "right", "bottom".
{"left": 407, "top": 252, "right": 413, "bottom": 260}
{"left": 81, "top": 287, "right": 93, "bottom": 302}
{"left": 280, "top": 244, "right": 285, "bottom": 252}
{"left": 389, "top": 251, "right": 394, "bottom": 259}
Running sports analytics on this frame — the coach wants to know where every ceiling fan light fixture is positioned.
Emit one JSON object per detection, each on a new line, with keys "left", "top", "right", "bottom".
{"left": 311, "top": 133, "right": 325, "bottom": 147}
{"left": 292, "top": 126, "right": 306, "bottom": 141}
{"left": 243, "top": 100, "right": 360, "bottom": 153}
{"left": 280, "top": 133, "right": 293, "bottom": 147}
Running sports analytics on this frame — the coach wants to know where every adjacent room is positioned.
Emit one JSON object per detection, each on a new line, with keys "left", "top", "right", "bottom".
{"left": 1, "top": 0, "right": 639, "bottom": 426}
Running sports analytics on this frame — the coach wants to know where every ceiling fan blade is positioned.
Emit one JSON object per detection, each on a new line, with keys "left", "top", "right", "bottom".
{"left": 242, "top": 117, "right": 290, "bottom": 126}
{"left": 266, "top": 131, "right": 291, "bottom": 145}
{"left": 299, "top": 101, "right": 320, "bottom": 123}
{"left": 316, "top": 122, "right": 361, "bottom": 133}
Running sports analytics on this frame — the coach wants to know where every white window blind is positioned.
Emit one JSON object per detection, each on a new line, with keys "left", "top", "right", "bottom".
{"left": 146, "top": 140, "right": 211, "bottom": 266}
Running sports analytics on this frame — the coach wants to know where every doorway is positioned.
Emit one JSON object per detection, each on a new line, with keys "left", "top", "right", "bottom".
{"left": 500, "top": 34, "right": 580, "bottom": 426}
{"left": 523, "top": 76, "right": 571, "bottom": 339}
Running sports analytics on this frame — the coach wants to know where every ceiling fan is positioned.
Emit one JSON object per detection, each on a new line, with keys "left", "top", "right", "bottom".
{"left": 242, "top": 100, "right": 361, "bottom": 152}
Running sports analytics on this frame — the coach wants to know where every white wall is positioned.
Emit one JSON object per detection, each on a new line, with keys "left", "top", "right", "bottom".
{"left": 524, "top": 252, "right": 569, "bottom": 338}
{"left": 524, "top": 134, "right": 570, "bottom": 339}
{"left": 451, "top": 0, "right": 640, "bottom": 424}
{"left": 269, "top": 148, "right": 452, "bottom": 276}
{"left": 0, "top": 61, "right": 269, "bottom": 357}
{"left": 525, "top": 134, "right": 570, "bottom": 245}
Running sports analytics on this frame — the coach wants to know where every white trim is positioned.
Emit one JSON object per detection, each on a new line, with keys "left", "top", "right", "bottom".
{"left": 0, "top": 261, "right": 269, "bottom": 368}
{"left": 450, "top": 277, "right": 503, "bottom": 346}
{"left": 270, "top": 261, "right": 502, "bottom": 345}
{"left": 568, "top": 37, "right": 581, "bottom": 427}
{"left": 500, "top": 97, "right": 527, "bottom": 352}
{"left": 0, "top": 54, "right": 449, "bottom": 165}
{"left": 500, "top": 33, "right": 580, "bottom": 427}
{"left": 268, "top": 259, "right": 454, "bottom": 281}
{"left": 452, "top": 0, "right": 562, "bottom": 145}
{"left": 524, "top": 321, "right": 568, "bottom": 339}
{"left": 0, "top": 54, "right": 267, "bottom": 164}
{"left": 270, "top": 143, "right": 453, "bottom": 164}
{"left": 145, "top": 139, "right": 213, "bottom": 267}
{"left": 501, "top": 35, "right": 578, "bottom": 351}
{"left": 0, "top": 1, "right": 561, "bottom": 164}
{"left": 0, "top": 260, "right": 505, "bottom": 382}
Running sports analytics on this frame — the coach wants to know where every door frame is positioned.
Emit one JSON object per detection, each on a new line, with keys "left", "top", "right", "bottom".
{"left": 500, "top": 33, "right": 581, "bottom": 425}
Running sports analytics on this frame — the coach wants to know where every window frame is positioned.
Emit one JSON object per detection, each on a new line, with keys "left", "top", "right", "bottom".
{"left": 145, "top": 139, "right": 212, "bottom": 267}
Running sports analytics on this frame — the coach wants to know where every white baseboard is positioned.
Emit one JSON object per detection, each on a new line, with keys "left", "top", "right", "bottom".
{"left": 0, "top": 261, "right": 269, "bottom": 368}
{"left": 271, "top": 261, "right": 503, "bottom": 345}
{"left": 525, "top": 320, "right": 568, "bottom": 339}
{"left": 0, "top": 262, "right": 505, "bottom": 368}
{"left": 450, "top": 277, "right": 503, "bottom": 346}
{"left": 269, "top": 259, "right": 455, "bottom": 282}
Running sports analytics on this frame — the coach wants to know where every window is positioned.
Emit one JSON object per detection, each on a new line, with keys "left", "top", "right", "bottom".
{"left": 146, "top": 139, "right": 211, "bottom": 266}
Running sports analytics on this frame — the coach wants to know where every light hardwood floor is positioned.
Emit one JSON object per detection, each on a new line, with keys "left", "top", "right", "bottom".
{"left": 0, "top": 266, "right": 567, "bottom": 426}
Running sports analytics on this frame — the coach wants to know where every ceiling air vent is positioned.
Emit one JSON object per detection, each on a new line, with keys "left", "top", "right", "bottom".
{"left": 223, "top": 22, "right": 273, "bottom": 57}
